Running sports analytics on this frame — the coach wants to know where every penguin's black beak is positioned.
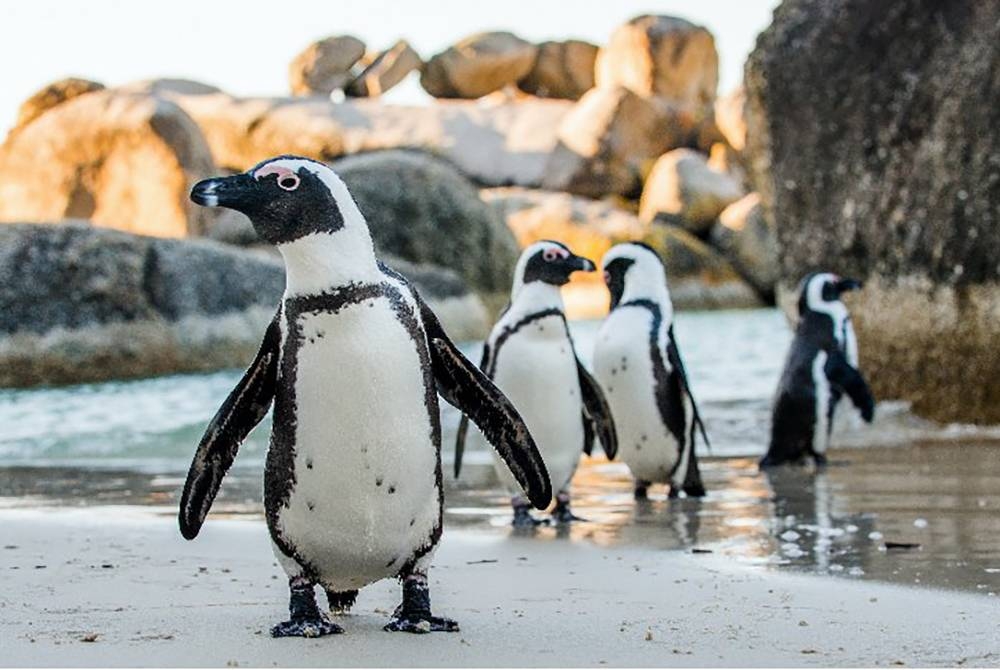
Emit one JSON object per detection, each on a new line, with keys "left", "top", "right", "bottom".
{"left": 835, "top": 277, "right": 863, "bottom": 294}
{"left": 191, "top": 173, "right": 258, "bottom": 210}
{"left": 566, "top": 254, "right": 597, "bottom": 274}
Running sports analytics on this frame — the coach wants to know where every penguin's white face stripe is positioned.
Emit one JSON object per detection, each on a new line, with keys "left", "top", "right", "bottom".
{"left": 803, "top": 273, "right": 850, "bottom": 347}
{"left": 804, "top": 273, "right": 840, "bottom": 311}
{"left": 601, "top": 243, "right": 673, "bottom": 321}
{"left": 510, "top": 241, "right": 572, "bottom": 296}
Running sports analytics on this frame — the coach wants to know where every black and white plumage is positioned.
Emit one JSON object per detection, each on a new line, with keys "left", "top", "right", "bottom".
{"left": 592, "top": 243, "right": 708, "bottom": 499}
{"left": 455, "top": 240, "right": 617, "bottom": 526}
{"left": 179, "top": 156, "right": 550, "bottom": 636}
{"left": 762, "top": 272, "right": 875, "bottom": 468}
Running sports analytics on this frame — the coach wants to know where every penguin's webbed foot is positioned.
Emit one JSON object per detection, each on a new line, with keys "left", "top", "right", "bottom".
{"left": 551, "top": 506, "right": 587, "bottom": 524}
{"left": 271, "top": 616, "right": 343, "bottom": 638}
{"left": 634, "top": 481, "right": 650, "bottom": 500}
{"left": 383, "top": 614, "right": 460, "bottom": 634}
{"left": 551, "top": 492, "right": 587, "bottom": 524}
{"left": 512, "top": 499, "right": 545, "bottom": 527}
{"left": 812, "top": 453, "right": 828, "bottom": 468}
{"left": 384, "top": 572, "right": 459, "bottom": 634}
{"left": 272, "top": 576, "right": 345, "bottom": 637}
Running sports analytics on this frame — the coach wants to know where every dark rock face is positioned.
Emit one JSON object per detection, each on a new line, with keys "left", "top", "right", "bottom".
{"left": 0, "top": 223, "right": 281, "bottom": 335}
{"left": 0, "top": 223, "right": 281, "bottom": 386}
{"left": 332, "top": 150, "right": 519, "bottom": 296}
{"left": 746, "top": 0, "right": 1000, "bottom": 423}
{"left": 0, "top": 224, "right": 488, "bottom": 387}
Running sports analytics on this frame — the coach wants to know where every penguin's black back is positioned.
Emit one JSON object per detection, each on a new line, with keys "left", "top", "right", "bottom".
{"left": 765, "top": 313, "right": 840, "bottom": 465}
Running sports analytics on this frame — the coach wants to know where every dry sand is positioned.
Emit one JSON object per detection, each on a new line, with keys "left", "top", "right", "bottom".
{"left": 1, "top": 508, "right": 997, "bottom": 668}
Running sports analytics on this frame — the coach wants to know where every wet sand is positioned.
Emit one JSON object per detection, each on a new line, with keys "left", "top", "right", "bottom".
{"left": 4, "top": 441, "right": 999, "bottom": 594}
{"left": 2, "top": 508, "right": 998, "bottom": 668}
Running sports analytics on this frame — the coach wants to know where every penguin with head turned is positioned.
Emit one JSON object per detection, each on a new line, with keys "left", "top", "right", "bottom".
{"left": 761, "top": 272, "right": 875, "bottom": 468}
{"left": 179, "top": 155, "right": 551, "bottom": 637}
{"left": 454, "top": 240, "right": 617, "bottom": 526}
{"left": 592, "top": 242, "right": 708, "bottom": 500}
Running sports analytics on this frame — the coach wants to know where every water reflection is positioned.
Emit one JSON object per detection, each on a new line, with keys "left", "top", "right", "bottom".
{"left": 1, "top": 441, "right": 998, "bottom": 595}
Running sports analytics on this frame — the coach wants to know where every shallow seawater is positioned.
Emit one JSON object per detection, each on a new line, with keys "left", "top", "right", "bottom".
{"left": 2, "top": 308, "right": 999, "bottom": 595}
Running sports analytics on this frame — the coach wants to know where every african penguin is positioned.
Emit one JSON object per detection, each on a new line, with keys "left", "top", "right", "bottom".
{"left": 761, "top": 272, "right": 874, "bottom": 468}
{"left": 592, "top": 242, "right": 708, "bottom": 500}
{"left": 455, "top": 241, "right": 617, "bottom": 526}
{"left": 179, "top": 155, "right": 551, "bottom": 637}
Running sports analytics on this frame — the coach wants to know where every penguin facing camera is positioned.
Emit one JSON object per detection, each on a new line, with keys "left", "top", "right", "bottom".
{"left": 455, "top": 240, "right": 617, "bottom": 527}
{"left": 179, "top": 155, "right": 551, "bottom": 637}
{"left": 762, "top": 272, "right": 875, "bottom": 468}
{"left": 592, "top": 242, "right": 709, "bottom": 500}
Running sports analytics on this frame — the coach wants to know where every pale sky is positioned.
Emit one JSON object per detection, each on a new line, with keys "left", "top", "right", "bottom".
{"left": 1, "top": 0, "right": 780, "bottom": 134}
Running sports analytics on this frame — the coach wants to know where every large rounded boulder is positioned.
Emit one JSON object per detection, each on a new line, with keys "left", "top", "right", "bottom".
{"left": 639, "top": 149, "right": 744, "bottom": 234}
{"left": 289, "top": 35, "right": 366, "bottom": 96}
{"left": 0, "top": 89, "right": 215, "bottom": 237}
{"left": 710, "top": 193, "right": 777, "bottom": 303}
{"left": 345, "top": 40, "right": 423, "bottom": 97}
{"left": 745, "top": 0, "right": 1000, "bottom": 423}
{"left": 331, "top": 150, "right": 519, "bottom": 298}
{"left": 12, "top": 77, "right": 106, "bottom": 131}
{"left": 0, "top": 223, "right": 281, "bottom": 386}
{"left": 542, "top": 86, "right": 695, "bottom": 198}
{"left": 517, "top": 40, "right": 598, "bottom": 100}
{"left": 421, "top": 31, "right": 538, "bottom": 99}
{"left": 595, "top": 15, "right": 719, "bottom": 110}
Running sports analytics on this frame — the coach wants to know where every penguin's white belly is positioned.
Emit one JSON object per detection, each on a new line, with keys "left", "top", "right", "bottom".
{"left": 482, "top": 318, "right": 583, "bottom": 495}
{"left": 594, "top": 310, "right": 679, "bottom": 484}
{"left": 811, "top": 350, "right": 831, "bottom": 455}
{"left": 274, "top": 297, "right": 439, "bottom": 591}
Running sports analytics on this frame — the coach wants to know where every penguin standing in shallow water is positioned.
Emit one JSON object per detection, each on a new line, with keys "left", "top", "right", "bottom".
{"left": 179, "top": 155, "right": 550, "bottom": 637}
{"left": 455, "top": 241, "right": 617, "bottom": 526}
{"left": 761, "top": 272, "right": 874, "bottom": 468}
{"left": 592, "top": 243, "right": 708, "bottom": 500}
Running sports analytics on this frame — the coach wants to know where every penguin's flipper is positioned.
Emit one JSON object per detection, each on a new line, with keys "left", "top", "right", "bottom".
{"left": 581, "top": 410, "right": 595, "bottom": 456}
{"left": 453, "top": 343, "right": 492, "bottom": 479}
{"left": 417, "top": 298, "right": 552, "bottom": 510}
{"left": 823, "top": 350, "right": 875, "bottom": 422}
{"left": 576, "top": 358, "right": 618, "bottom": 459}
{"left": 666, "top": 326, "right": 711, "bottom": 451}
{"left": 179, "top": 315, "right": 281, "bottom": 540}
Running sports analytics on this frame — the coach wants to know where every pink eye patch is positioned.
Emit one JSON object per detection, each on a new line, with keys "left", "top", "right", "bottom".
{"left": 254, "top": 164, "right": 301, "bottom": 191}
{"left": 543, "top": 247, "right": 569, "bottom": 262}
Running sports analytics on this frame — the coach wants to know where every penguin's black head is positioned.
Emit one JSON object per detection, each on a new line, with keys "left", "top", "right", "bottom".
{"left": 601, "top": 242, "right": 665, "bottom": 310}
{"left": 515, "top": 240, "right": 596, "bottom": 290}
{"left": 798, "top": 272, "right": 863, "bottom": 315}
{"left": 191, "top": 155, "right": 348, "bottom": 245}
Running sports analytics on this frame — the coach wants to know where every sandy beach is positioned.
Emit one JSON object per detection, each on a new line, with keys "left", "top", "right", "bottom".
{"left": 2, "top": 507, "right": 998, "bottom": 668}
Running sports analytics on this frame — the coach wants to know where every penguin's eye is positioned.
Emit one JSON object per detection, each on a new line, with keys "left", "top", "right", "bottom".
{"left": 278, "top": 174, "right": 300, "bottom": 191}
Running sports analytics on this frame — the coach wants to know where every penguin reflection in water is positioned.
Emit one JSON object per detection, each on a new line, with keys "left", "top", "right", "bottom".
{"left": 593, "top": 243, "right": 709, "bottom": 500}
{"left": 761, "top": 272, "right": 874, "bottom": 468}
{"left": 455, "top": 241, "right": 618, "bottom": 526}
{"left": 179, "top": 156, "right": 551, "bottom": 637}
